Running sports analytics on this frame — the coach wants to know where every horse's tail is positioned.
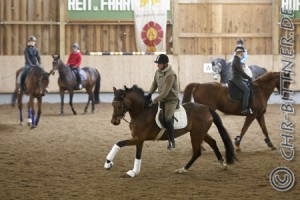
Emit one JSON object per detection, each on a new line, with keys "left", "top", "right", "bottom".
{"left": 209, "top": 108, "right": 237, "bottom": 164}
{"left": 182, "top": 83, "right": 197, "bottom": 103}
{"left": 11, "top": 91, "right": 18, "bottom": 107}
{"left": 94, "top": 69, "right": 101, "bottom": 104}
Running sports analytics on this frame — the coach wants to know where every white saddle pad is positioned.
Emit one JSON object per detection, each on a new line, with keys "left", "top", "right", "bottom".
{"left": 155, "top": 105, "right": 188, "bottom": 130}
{"left": 79, "top": 69, "right": 88, "bottom": 81}
{"left": 243, "top": 65, "right": 253, "bottom": 78}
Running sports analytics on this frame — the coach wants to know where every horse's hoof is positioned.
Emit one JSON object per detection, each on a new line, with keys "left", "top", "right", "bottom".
{"left": 31, "top": 126, "right": 36, "bottom": 129}
{"left": 104, "top": 161, "right": 113, "bottom": 169}
{"left": 91, "top": 110, "right": 95, "bottom": 114}
{"left": 126, "top": 170, "right": 136, "bottom": 177}
{"left": 235, "top": 147, "right": 241, "bottom": 152}
{"left": 175, "top": 167, "right": 187, "bottom": 174}
{"left": 20, "top": 122, "right": 24, "bottom": 126}
{"left": 222, "top": 164, "right": 227, "bottom": 170}
{"left": 271, "top": 146, "right": 277, "bottom": 150}
{"left": 73, "top": 112, "right": 77, "bottom": 115}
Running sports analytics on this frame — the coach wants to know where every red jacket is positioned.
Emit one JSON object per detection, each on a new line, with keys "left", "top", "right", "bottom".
{"left": 67, "top": 51, "right": 82, "bottom": 68}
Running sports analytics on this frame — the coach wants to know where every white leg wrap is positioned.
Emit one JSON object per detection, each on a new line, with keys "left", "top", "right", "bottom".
{"left": 104, "top": 144, "right": 120, "bottom": 169}
{"left": 106, "top": 144, "right": 120, "bottom": 161}
{"left": 127, "top": 159, "right": 142, "bottom": 177}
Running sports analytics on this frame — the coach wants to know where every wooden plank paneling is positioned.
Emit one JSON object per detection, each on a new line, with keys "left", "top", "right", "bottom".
{"left": 0, "top": 0, "right": 281, "bottom": 56}
{"left": 178, "top": 2, "right": 273, "bottom": 55}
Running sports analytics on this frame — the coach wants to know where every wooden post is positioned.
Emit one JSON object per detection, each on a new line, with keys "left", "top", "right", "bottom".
{"left": 59, "top": 0, "right": 66, "bottom": 57}
{"left": 172, "top": 0, "right": 180, "bottom": 55}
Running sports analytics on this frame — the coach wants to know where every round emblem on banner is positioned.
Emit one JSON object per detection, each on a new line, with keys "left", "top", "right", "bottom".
{"left": 141, "top": 21, "right": 163, "bottom": 52}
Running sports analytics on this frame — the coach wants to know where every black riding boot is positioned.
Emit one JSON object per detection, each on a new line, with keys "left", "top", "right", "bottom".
{"left": 75, "top": 68, "right": 82, "bottom": 89}
{"left": 164, "top": 121, "right": 175, "bottom": 149}
{"left": 20, "top": 75, "right": 26, "bottom": 92}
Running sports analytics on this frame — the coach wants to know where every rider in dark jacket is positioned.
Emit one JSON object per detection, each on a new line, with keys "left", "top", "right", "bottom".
{"left": 231, "top": 46, "right": 253, "bottom": 115}
{"left": 20, "top": 36, "right": 41, "bottom": 92}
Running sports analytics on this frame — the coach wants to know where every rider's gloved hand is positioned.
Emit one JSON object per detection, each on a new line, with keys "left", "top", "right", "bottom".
{"left": 146, "top": 93, "right": 152, "bottom": 100}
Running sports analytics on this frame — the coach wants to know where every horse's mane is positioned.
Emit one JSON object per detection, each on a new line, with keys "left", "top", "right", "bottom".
{"left": 128, "top": 85, "right": 145, "bottom": 97}
{"left": 254, "top": 71, "right": 278, "bottom": 84}
{"left": 114, "top": 85, "right": 145, "bottom": 101}
{"left": 32, "top": 67, "right": 49, "bottom": 80}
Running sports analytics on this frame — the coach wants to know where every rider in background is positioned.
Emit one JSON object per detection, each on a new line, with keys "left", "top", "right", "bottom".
{"left": 148, "top": 54, "right": 179, "bottom": 150}
{"left": 231, "top": 46, "right": 253, "bottom": 115}
{"left": 67, "top": 43, "right": 82, "bottom": 89}
{"left": 20, "top": 35, "right": 41, "bottom": 92}
{"left": 230, "top": 39, "right": 252, "bottom": 78}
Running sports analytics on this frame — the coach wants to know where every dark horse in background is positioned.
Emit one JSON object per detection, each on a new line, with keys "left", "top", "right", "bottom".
{"left": 104, "top": 85, "right": 237, "bottom": 177}
{"left": 11, "top": 66, "right": 50, "bottom": 128}
{"left": 51, "top": 55, "right": 101, "bottom": 115}
{"left": 182, "top": 72, "right": 290, "bottom": 151}
{"left": 211, "top": 58, "right": 267, "bottom": 84}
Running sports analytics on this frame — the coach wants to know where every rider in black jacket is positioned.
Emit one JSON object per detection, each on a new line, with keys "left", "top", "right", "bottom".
{"left": 231, "top": 46, "right": 253, "bottom": 115}
{"left": 20, "top": 36, "right": 41, "bottom": 92}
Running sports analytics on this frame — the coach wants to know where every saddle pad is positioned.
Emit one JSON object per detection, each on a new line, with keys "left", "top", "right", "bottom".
{"left": 155, "top": 105, "right": 187, "bottom": 130}
{"left": 17, "top": 71, "right": 23, "bottom": 84}
{"left": 79, "top": 69, "right": 88, "bottom": 81}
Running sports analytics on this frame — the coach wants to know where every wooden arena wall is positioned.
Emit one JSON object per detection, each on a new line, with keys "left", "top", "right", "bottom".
{"left": 0, "top": 0, "right": 299, "bottom": 92}
{"left": 2, "top": 0, "right": 298, "bottom": 55}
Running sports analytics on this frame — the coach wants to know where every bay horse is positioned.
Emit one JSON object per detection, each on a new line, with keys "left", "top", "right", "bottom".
{"left": 182, "top": 71, "right": 290, "bottom": 151}
{"left": 11, "top": 66, "right": 50, "bottom": 128}
{"left": 211, "top": 58, "right": 267, "bottom": 84}
{"left": 104, "top": 85, "right": 237, "bottom": 177}
{"left": 51, "top": 55, "right": 101, "bottom": 115}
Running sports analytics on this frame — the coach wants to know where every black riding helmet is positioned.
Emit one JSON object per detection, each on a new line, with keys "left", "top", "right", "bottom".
{"left": 28, "top": 35, "right": 36, "bottom": 42}
{"left": 235, "top": 46, "right": 245, "bottom": 52}
{"left": 154, "top": 54, "right": 169, "bottom": 64}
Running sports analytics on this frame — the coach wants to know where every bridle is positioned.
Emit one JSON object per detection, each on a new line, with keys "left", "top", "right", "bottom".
{"left": 112, "top": 98, "right": 131, "bottom": 123}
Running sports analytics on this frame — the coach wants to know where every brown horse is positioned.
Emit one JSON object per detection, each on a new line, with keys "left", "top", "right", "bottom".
{"left": 51, "top": 55, "right": 101, "bottom": 115}
{"left": 11, "top": 66, "right": 50, "bottom": 128}
{"left": 182, "top": 71, "right": 290, "bottom": 151}
{"left": 104, "top": 85, "right": 237, "bottom": 177}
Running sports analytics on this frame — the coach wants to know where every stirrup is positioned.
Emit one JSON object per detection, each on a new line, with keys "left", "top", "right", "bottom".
{"left": 167, "top": 140, "right": 175, "bottom": 150}
{"left": 241, "top": 108, "right": 253, "bottom": 115}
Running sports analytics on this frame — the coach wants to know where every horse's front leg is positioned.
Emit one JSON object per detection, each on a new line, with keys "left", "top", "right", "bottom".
{"left": 35, "top": 96, "right": 42, "bottom": 127}
{"left": 104, "top": 139, "right": 143, "bottom": 177}
{"left": 69, "top": 92, "right": 77, "bottom": 115}
{"left": 17, "top": 93, "right": 24, "bottom": 125}
{"left": 84, "top": 91, "right": 92, "bottom": 113}
{"left": 28, "top": 95, "right": 36, "bottom": 129}
{"left": 256, "top": 114, "right": 276, "bottom": 150}
{"left": 235, "top": 115, "right": 255, "bottom": 151}
{"left": 60, "top": 89, "right": 64, "bottom": 116}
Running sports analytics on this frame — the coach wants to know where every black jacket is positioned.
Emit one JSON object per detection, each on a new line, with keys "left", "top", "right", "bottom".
{"left": 232, "top": 55, "right": 251, "bottom": 80}
{"left": 24, "top": 45, "right": 41, "bottom": 67}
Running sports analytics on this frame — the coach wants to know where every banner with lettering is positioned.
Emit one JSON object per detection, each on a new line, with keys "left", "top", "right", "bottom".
{"left": 132, "top": 0, "right": 168, "bottom": 52}
{"left": 67, "top": 0, "right": 170, "bottom": 21}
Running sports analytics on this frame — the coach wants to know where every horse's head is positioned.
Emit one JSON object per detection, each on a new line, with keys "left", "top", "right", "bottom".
{"left": 211, "top": 58, "right": 222, "bottom": 80}
{"left": 51, "top": 55, "right": 63, "bottom": 72}
{"left": 39, "top": 72, "right": 50, "bottom": 96}
{"left": 111, "top": 85, "right": 149, "bottom": 125}
{"left": 28, "top": 67, "right": 50, "bottom": 96}
{"left": 111, "top": 86, "right": 131, "bottom": 125}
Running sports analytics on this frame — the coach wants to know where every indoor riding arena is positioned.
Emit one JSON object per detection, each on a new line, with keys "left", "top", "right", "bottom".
{"left": 1, "top": 0, "right": 300, "bottom": 199}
